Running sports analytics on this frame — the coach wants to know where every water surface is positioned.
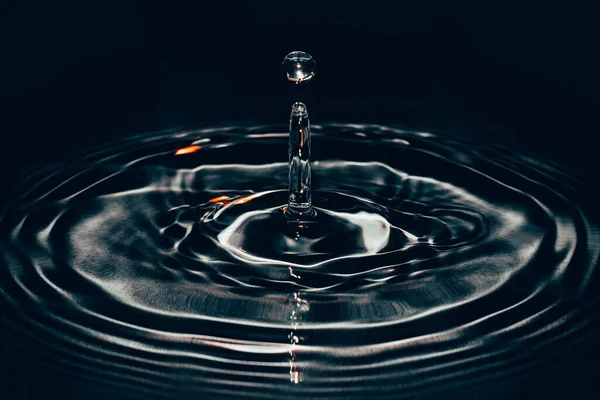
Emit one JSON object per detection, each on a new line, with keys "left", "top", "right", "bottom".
{"left": 1, "top": 124, "right": 599, "bottom": 399}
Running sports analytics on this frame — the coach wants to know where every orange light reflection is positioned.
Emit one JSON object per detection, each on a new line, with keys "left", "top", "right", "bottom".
{"left": 208, "top": 195, "right": 230, "bottom": 203}
{"left": 235, "top": 194, "right": 260, "bottom": 205}
{"left": 174, "top": 145, "right": 202, "bottom": 156}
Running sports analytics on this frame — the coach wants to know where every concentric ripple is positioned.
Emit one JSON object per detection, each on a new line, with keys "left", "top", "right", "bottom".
{"left": 1, "top": 124, "right": 599, "bottom": 399}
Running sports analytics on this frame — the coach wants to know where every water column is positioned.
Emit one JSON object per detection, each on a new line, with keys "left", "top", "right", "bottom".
{"left": 287, "top": 102, "right": 313, "bottom": 217}
{"left": 282, "top": 51, "right": 317, "bottom": 219}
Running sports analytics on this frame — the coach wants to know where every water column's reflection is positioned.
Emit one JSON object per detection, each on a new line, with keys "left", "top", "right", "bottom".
{"left": 288, "top": 290, "right": 309, "bottom": 384}
{"left": 287, "top": 222, "right": 309, "bottom": 384}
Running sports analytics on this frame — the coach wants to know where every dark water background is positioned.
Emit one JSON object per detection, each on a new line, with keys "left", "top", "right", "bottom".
{"left": 2, "top": 2, "right": 600, "bottom": 399}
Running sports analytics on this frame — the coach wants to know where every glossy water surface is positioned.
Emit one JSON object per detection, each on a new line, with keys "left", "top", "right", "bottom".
{"left": 1, "top": 124, "right": 599, "bottom": 399}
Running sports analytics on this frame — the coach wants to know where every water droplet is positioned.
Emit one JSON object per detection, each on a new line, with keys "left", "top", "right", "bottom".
{"left": 282, "top": 51, "right": 316, "bottom": 84}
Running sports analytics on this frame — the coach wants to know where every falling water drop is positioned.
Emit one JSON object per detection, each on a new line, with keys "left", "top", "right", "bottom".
{"left": 282, "top": 51, "right": 317, "bottom": 84}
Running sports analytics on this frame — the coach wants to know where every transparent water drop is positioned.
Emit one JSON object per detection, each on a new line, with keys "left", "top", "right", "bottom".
{"left": 282, "top": 51, "right": 316, "bottom": 84}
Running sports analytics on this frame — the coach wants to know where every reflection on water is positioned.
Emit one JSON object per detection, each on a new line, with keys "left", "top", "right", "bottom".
{"left": 288, "top": 291, "right": 308, "bottom": 384}
{"left": 0, "top": 124, "right": 599, "bottom": 399}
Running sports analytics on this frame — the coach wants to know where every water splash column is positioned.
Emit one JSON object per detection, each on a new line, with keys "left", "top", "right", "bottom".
{"left": 287, "top": 102, "right": 313, "bottom": 216}
{"left": 282, "top": 51, "right": 317, "bottom": 219}
{"left": 282, "top": 51, "right": 317, "bottom": 220}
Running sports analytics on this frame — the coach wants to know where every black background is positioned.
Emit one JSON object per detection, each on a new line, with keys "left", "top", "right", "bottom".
{"left": 1, "top": 1, "right": 599, "bottom": 398}
{"left": 2, "top": 2, "right": 599, "bottom": 174}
